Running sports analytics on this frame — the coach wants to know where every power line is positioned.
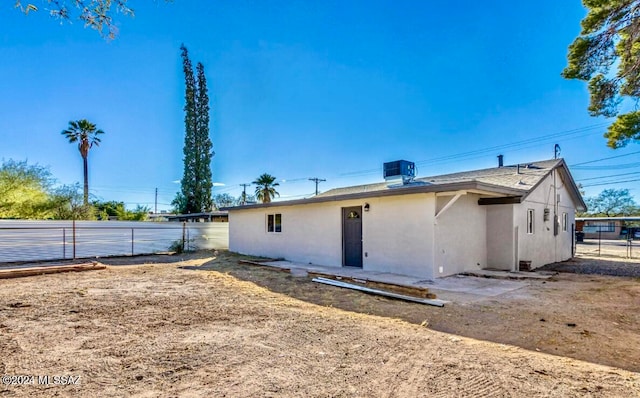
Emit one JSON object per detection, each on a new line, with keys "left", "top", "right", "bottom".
{"left": 340, "top": 123, "right": 607, "bottom": 177}
{"left": 239, "top": 183, "right": 251, "bottom": 205}
{"left": 308, "top": 177, "right": 326, "bottom": 195}
{"left": 581, "top": 178, "right": 640, "bottom": 188}
{"left": 571, "top": 161, "right": 640, "bottom": 170}
{"left": 84, "top": 122, "right": 640, "bottom": 201}
{"left": 576, "top": 171, "right": 640, "bottom": 182}
{"left": 570, "top": 150, "right": 640, "bottom": 166}
{"left": 415, "top": 124, "right": 607, "bottom": 166}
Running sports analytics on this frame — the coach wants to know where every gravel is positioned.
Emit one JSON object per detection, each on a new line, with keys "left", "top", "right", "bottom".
{"left": 541, "top": 257, "right": 640, "bottom": 278}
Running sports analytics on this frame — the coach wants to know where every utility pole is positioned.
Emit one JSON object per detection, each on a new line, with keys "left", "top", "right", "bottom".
{"left": 309, "top": 177, "right": 326, "bottom": 196}
{"left": 155, "top": 188, "right": 158, "bottom": 214}
{"left": 239, "top": 183, "right": 251, "bottom": 205}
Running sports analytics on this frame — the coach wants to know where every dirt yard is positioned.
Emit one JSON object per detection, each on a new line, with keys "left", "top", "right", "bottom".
{"left": 0, "top": 252, "right": 638, "bottom": 397}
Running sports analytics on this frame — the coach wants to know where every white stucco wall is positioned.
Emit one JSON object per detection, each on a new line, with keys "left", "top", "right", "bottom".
{"left": 515, "top": 170, "right": 576, "bottom": 268}
{"left": 486, "top": 204, "right": 515, "bottom": 270}
{"left": 434, "top": 193, "right": 487, "bottom": 277}
{"left": 228, "top": 193, "right": 437, "bottom": 279}
{"left": 229, "top": 168, "right": 580, "bottom": 278}
{"left": 229, "top": 200, "right": 344, "bottom": 266}
{"left": 362, "top": 193, "right": 435, "bottom": 279}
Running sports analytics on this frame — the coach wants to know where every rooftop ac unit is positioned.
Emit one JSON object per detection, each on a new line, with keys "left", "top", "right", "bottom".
{"left": 383, "top": 160, "right": 416, "bottom": 181}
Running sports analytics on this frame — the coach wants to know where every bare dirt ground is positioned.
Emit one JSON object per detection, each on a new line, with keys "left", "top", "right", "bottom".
{"left": 0, "top": 251, "right": 638, "bottom": 397}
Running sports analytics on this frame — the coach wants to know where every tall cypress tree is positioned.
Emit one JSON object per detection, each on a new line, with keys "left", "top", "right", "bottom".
{"left": 195, "top": 62, "right": 214, "bottom": 212}
{"left": 173, "top": 45, "right": 214, "bottom": 214}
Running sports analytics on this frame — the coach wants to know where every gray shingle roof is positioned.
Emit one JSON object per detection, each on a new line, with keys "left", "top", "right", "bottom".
{"left": 317, "top": 159, "right": 562, "bottom": 198}
{"left": 224, "top": 158, "right": 586, "bottom": 211}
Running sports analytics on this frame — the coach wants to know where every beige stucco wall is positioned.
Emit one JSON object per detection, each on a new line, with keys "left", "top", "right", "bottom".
{"left": 228, "top": 193, "right": 437, "bottom": 279}
{"left": 434, "top": 193, "right": 487, "bottom": 277}
{"left": 515, "top": 170, "right": 576, "bottom": 268}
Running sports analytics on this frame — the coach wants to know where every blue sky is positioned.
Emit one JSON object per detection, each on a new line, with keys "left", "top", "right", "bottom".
{"left": 1, "top": 1, "right": 639, "bottom": 211}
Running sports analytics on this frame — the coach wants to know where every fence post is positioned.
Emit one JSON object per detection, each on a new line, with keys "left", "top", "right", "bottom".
{"left": 72, "top": 220, "right": 76, "bottom": 260}
{"left": 63, "top": 228, "right": 66, "bottom": 259}
{"left": 182, "top": 222, "right": 186, "bottom": 252}
{"left": 131, "top": 228, "right": 134, "bottom": 256}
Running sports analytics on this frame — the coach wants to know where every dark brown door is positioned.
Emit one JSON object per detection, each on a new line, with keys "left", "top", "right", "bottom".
{"left": 342, "top": 206, "right": 363, "bottom": 267}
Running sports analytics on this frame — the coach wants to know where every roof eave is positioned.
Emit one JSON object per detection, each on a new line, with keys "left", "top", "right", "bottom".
{"left": 222, "top": 181, "right": 527, "bottom": 211}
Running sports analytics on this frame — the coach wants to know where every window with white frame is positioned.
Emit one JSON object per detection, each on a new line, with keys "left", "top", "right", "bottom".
{"left": 604, "top": 221, "right": 615, "bottom": 232}
{"left": 562, "top": 212, "right": 568, "bottom": 232}
{"left": 267, "top": 213, "right": 282, "bottom": 233}
{"left": 527, "top": 209, "right": 534, "bottom": 234}
{"left": 585, "top": 221, "right": 615, "bottom": 232}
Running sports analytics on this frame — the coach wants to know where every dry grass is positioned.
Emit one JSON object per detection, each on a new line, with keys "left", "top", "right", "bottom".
{"left": 0, "top": 251, "right": 638, "bottom": 397}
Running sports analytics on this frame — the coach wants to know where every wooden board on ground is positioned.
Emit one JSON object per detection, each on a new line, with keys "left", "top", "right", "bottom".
{"left": 239, "top": 260, "right": 435, "bottom": 299}
{"left": 312, "top": 277, "right": 446, "bottom": 307}
{"left": 0, "top": 263, "right": 106, "bottom": 279}
{"left": 309, "top": 272, "right": 436, "bottom": 299}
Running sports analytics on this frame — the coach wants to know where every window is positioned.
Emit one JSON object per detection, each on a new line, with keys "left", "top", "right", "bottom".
{"left": 562, "top": 212, "right": 568, "bottom": 232}
{"left": 527, "top": 209, "right": 534, "bottom": 234}
{"left": 605, "top": 222, "right": 615, "bottom": 232}
{"left": 585, "top": 222, "right": 615, "bottom": 232}
{"left": 267, "top": 213, "right": 282, "bottom": 233}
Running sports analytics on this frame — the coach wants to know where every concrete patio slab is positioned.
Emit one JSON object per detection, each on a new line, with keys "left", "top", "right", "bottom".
{"left": 243, "top": 260, "right": 540, "bottom": 304}
{"left": 460, "top": 269, "right": 556, "bottom": 280}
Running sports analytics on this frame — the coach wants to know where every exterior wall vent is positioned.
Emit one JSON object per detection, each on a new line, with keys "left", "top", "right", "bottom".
{"left": 383, "top": 160, "right": 416, "bottom": 184}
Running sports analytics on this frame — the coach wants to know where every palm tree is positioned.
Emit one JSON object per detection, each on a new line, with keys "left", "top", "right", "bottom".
{"left": 61, "top": 120, "right": 104, "bottom": 205}
{"left": 253, "top": 173, "right": 280, "bottom": 203}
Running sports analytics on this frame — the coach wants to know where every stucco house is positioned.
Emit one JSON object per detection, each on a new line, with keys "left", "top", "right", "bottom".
{"left": 226, "top": 158, "right": 586, "bottom": 280}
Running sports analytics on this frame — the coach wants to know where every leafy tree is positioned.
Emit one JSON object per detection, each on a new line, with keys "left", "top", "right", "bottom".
{"left": 562, "top": 0, "right": 640, "bottom": 148}
{"left": 14, "top": 1, "right": 172, "bottom": 39}
{"left": 93, "top": 200, "right": 149, "bottom": 220}
{"left": 92, "top": 200, "right": 125, "bottom": 220}
{"left": 0, "top": 159, "right": 53, "bottom": 219}
{"left": 174, "top": 44, "right": 214, "bottom": 214}
{"left": 121, "top": 205, "right": 150, "bottom": 221}
{"left": 49, "top": 183, "right": 93, "bottom": 220}
{"left": 212, "top": 193, "right": 235, "bottom": 209}
{"left": 236, "top": 193, "right": 256, "bottom": 205}
{"left": 253, "top": 173, "right": 280, "bottom": 203}
{"left": 583, "top": 188, "right": 640, "bottom": 216}
{"left": 61, "top": 119, "right": 104, "bottom": 206}
{"left": 171, "top": 192, "right": 188, "bottom": 214}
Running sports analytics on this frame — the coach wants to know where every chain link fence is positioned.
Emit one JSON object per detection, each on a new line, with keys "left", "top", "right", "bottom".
{"left": 576, "top": 227, "right": 636, "bottom": 259}
{"left": 0, "top": 220, "right": 228, "bottom": 264}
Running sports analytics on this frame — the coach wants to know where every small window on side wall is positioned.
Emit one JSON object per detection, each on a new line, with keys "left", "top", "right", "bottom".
{"left": 266, "top": 213, "right": 282, "bottom": 233}
{"left": 267, "top": 214, "right": 274, "bottom": 232}
{"left": 527, "top": 209, "right": 534, "bottom": 234}
{"left": 562, "top": 212, "right": 568, "bottom": 232}
{"left": 275, "top": 214, "right": 282, "bottom": 232}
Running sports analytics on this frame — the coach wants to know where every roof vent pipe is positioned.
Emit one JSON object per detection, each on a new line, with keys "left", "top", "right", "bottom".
{"left": 497, "top": 154, "right": 504, "bottom": 167}
{"left": 517, "top": 164, "right": 520, "bottom": 174}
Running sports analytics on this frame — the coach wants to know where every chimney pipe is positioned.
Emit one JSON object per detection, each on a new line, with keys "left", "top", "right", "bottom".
{"left": 497, "top": 154, "right": 504, "bottom": 167}
{"left": 517, "top": 164, "right": 520, "bottom": 174}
